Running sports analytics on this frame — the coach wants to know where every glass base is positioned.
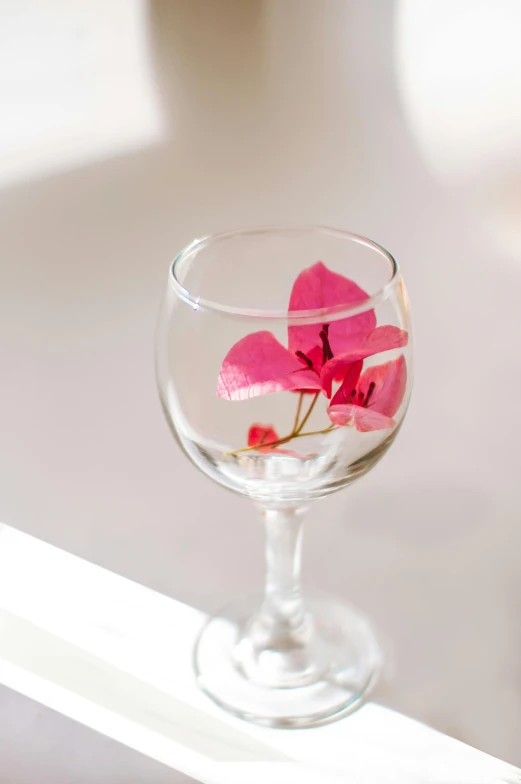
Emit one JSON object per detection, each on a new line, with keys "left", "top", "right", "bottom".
{"left": 194, "top": 593, "right": 381, "bottom": 728}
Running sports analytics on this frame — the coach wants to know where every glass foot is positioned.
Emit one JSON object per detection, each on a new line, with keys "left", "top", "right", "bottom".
{"left": 194, "top": 593, "right": 381, "bottom": 728}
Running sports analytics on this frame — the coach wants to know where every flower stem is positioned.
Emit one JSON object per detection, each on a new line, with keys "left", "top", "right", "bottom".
{"left": 226, "top": 391, "right": 332, "bottom": 457}
{"left": 295, "top": 392, "right": 320, "bottom": 435}
{"left": 292, "top": 424, "right": 336, "bottom": 439}
{"left": 226, "top": 424, "right": 337, "bottom": 455}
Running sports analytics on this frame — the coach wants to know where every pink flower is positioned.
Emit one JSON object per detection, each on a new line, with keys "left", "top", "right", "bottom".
{"left": 248, "top": 424, "right": 280, "bottom": 453}
{"left": 327, "top": 356, "right": 407, "bottom": 432}
{"left": 287, "top": 261, "right": 376, "bottom": 360}
{"left": 217, "top": 261, "right": 407, "bottom": 403}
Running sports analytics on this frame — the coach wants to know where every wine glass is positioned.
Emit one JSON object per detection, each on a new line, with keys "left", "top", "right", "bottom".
{"left": 156, "top": 225, "right": 412, "bottom": 728}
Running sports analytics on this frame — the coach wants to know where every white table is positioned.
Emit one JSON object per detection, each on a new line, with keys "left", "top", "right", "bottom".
{"left": 0, "top": 524, "right": 517, "bottom": 784}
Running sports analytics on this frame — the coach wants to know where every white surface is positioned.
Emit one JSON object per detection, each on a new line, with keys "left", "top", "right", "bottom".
{"left": 0, "top": 684, "right": 196, "bottom": 784}
{"left": 0, "top": 0, "right": 521, "bottom": 776}
{"left": 0, "top": 524, "right": 517, "bottom": 784}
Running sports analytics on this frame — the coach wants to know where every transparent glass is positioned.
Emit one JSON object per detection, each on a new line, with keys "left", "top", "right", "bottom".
{"left": 156, "top": 225, "right": 413, "bottom": 727}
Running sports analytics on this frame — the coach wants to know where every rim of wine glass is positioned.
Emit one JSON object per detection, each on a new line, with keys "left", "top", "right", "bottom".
{"left": 169, "top": 224, "right": 400, "bottom": 322}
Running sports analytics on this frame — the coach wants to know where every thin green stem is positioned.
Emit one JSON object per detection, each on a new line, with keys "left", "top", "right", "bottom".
{"left": 225, "top": 390, "right": 331, "bottom": 457}
{"left": 226, "top": 424, "right": 337, "bottom": 456}
{"left": 292, "top": 423, "right": 336, "bottom": 439}
{"left": 295, "top": 392, "right": 320, "bottom": 435}
{"left": 226, "top": 435, "right": 293, "bottom": 456}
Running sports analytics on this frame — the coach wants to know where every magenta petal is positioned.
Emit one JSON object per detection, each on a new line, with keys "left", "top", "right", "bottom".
{"left": 329, "top": 361, "right": 363, "bottom": 404}
{"left": 320, "top": 326, "right": 408, "bottom": 397}
{"left": 217, "top": 331, "right": 322, "bottom": 401}
{"left": 322, "top": 356, "right": 362, "bottom": 398}
{"left": 328, "top": 404, "right": 396, "bottom": 432}
{"left": 248, "top": 423, "right": 280, "bottom": 447}
{"left": 359, "top": 355, "right": 407, "bottom": 417}
{"left": 288, "top": 262, "right": 376, "bottom": 356}
{"left": 360, "top": 325, "right": 408, "bottom": 355}
{"left": 327, "top": 354, "right": 407, "bottom": 432}
{"left": 248, "top": 424, "right": 280, "bottom": 452}
{"left": 303, "top": 344, "right": 323, "bottom": 371}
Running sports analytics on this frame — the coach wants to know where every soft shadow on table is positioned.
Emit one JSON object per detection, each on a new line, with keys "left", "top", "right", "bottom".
{"left": 307, "top": 478, "right": 521, "bottom": 763}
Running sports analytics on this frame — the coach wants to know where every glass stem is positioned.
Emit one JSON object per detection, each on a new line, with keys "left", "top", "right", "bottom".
{"left": 235, "top": 505, "right": 319, "bottom": 688}
{"left": 259, "top": 505, "right": 309, "bottom": 641}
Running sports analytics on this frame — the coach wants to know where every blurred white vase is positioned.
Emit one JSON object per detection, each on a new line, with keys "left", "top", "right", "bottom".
{"left": 395, "top": 0, "right": 521, "bottom": 256}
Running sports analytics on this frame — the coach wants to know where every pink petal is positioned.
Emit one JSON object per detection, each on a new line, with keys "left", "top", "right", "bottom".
{"left": 361, "top": 325, "right": 408, "bottom": 355}
{"left": 288, "top": 262, "right": 376, "bottom": 356}
{"left": 302, "top": 344, "right": 324, "bottom": 371}
{"left": 217, "top": 331, "right": 322, "bottom": 401}
{"left": 248, "top": 424, "right": 280, "bottom": 453}
{"left": 327, "top": 354, "right": 407, "bottom": 432}
{"left": 329, "top": 361, "right": 363, "bottom": 404}
{"left": 292, "top": 344, "right": 327, "bottom": 394}
{"left": 328, "top": 404, "right": 396, "bottom": 432}
{"left": 320, "top": 326, "right": 408, "bottom": 397}
{"left": 359, "top": 355, "right": 407, "bottom": 417}
{"left": 247, "top": 423, "right": 302, "bottom": 455}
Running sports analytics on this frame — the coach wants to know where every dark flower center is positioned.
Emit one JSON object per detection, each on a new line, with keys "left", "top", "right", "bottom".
{"left": 319, "top": 323, "right": 333, "bottom": 363}
{"left": 364, "top": 381, "right": 376, "bottom": 407}
{"left": 294, "top": 323, "right": 333, "bottom": 372}
{"left": 295, "top": 350, "right": 314, "bottom": 369}
{"left": 346, "top": 380, "right": 376, "bottom": 408}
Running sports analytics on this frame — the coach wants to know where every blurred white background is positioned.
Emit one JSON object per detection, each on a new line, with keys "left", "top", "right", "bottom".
{"left": 1, "top": 0, "right": 520, "bottom": 779}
